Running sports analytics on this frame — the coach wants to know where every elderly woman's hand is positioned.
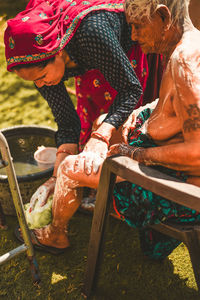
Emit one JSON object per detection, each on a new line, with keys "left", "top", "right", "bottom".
{"left": 108, "top": 143, "right": 139, "bottom": 159}
{"left": 122, "top": 99, "right": 159, "bottom": 144}
{"left": 121, "top": 112, "right": 137, "bottom": 144}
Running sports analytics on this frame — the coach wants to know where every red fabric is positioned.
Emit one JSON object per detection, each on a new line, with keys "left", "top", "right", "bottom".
{"left": 4, "top": 0, "right": 124, "bottom": 71}
{"left": 76, "top": 43, "right": 149, "bottom": 148}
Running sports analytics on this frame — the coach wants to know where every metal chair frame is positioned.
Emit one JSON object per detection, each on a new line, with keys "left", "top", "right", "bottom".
{"left": 0, "top": 131, "right": 40, "bottom": 284}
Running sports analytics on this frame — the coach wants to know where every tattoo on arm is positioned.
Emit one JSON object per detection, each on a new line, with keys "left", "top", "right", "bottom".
{"left": 183, "top": 104, "right": 200, "bottom": 132}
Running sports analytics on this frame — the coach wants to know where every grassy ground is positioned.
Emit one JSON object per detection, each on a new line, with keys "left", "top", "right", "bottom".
{"left": 1, "top": 215, "right": 200, "bottom": 300}
{"left": 0, "top": 1, "right": 200, "bottom": 299}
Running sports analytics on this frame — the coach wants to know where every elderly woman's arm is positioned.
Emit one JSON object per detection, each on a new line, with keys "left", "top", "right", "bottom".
{"left": 109, "top": 52, "right": 200, "bottom": 178}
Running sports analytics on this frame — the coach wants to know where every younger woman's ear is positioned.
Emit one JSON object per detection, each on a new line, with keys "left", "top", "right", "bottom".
{"left": 155, "top": 4, "right": 171, "bottom": 30}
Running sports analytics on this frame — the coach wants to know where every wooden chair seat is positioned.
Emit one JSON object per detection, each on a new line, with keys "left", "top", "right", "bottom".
{"left": 82, "top": 156, "right": 200, "bottom": 298}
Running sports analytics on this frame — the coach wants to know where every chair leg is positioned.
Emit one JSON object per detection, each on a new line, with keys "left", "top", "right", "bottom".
{"left": 184, "top": 229, "right": 200, "bottom": 292}
{"left": 82, "top": 164, "right": 116, "bottom": 298}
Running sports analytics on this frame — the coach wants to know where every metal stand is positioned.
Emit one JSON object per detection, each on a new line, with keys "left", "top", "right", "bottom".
{"left": 0, "top": 131, "right": 40, "bottom": 284}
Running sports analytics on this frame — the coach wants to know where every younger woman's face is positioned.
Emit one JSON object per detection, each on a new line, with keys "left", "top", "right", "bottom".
{"left": 14, "top": 51, "right": 66, "bottom": 88}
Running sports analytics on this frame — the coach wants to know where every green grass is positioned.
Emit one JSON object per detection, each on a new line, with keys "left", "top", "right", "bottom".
{"left": 0, "top": 1, "right": 199, "bottom": 299}
{"left": 0, "top": 215, "right": 199, "bottom": 300}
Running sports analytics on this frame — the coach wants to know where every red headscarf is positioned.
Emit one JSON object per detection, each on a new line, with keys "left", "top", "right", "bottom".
{"left": 4, "top": 0, "right": 124, "bottom": 71}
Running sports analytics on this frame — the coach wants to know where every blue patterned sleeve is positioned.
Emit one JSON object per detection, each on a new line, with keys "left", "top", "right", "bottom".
{"left": 72, "top": 12, "right": 143, "bottom": 129}
{"left": 36, "top": 81, "right": 81, "bottom": 146}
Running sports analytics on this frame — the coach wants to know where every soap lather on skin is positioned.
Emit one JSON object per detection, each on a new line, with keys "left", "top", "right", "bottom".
{"left": 24, "top": 194, "right": 53, "bottom": 229}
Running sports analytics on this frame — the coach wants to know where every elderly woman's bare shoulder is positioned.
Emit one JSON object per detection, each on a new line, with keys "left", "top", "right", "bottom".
{"left": 170, "top": 29, "right": 200, "bottom": 66}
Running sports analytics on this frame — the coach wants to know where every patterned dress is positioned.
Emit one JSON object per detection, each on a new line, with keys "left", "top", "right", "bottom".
{"left": 113, "top": 108, "right": 200, "bottom": 260}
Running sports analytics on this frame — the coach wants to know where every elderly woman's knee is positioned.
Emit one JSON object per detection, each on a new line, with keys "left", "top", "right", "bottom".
{"left": 57, "top": 155, "right": 75, "bottom": 177}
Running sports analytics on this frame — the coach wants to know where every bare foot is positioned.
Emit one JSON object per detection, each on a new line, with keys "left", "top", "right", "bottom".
{"left": 33, "top": 224, "right": 70, "bottom": 249}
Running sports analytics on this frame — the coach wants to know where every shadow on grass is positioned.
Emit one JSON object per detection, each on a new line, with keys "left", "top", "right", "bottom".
{"left": 0, "top": 213, "right": 199, "bottom": 300}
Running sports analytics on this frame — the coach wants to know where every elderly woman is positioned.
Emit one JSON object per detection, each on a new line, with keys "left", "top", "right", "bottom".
{"left": 15, "top": 0, "right": 200, "bottom": 258}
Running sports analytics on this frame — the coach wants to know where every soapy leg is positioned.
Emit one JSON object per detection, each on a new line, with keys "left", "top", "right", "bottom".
{"left": 33, "top": 155, "right": 101, "bottom": 248}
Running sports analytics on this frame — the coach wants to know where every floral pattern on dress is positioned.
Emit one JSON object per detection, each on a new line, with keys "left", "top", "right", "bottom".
{"left": 104, "top": 91, "right": 112, "bottom": 101}
{"left": 9, "top": 37, "right": 15, "bottom": 49}
{"left": 131, "top": 59, "right": 137, "bottom": 68}
{"left": 22, "top": 16, "right": 30, "bottom": 22}
{"left": 93, "top": 79, "right": 100, "bottom": 87}
{"left": 35, "top": 34, "right": 44, "bottom": 45}
{"left": 39, "top": 13, "right": 47, "bottom": 19}
{"left": 76, "top": 77, "right": 81, "bottom": 86}
{"left": 142, "top": 68, "right": 147, "bottom": 77}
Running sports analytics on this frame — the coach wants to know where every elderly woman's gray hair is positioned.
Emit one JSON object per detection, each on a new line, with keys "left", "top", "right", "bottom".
{"left": 124, "top": 0, "right": 190, "bottom": 27}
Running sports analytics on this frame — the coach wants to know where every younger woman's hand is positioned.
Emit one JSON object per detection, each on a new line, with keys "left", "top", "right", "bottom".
{"left": 29, "top": 176, "right": 56, "bottom": 212}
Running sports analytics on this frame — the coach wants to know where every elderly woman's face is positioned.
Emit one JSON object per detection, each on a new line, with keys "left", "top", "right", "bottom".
{"left": 130, "top": 13, "right": 165, "bottom": 54}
